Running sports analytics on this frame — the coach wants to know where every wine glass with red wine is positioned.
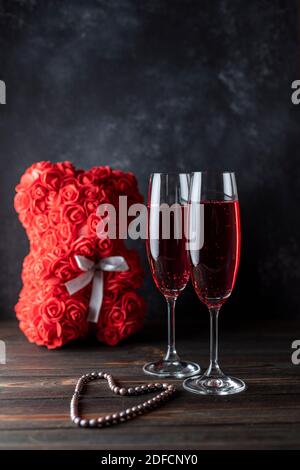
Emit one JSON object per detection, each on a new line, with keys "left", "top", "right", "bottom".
{"left": 183, "top": 171, "right": 246, "bottom": 395}
{"left": 143, "top": 173, "right": 201, "bottom": 378}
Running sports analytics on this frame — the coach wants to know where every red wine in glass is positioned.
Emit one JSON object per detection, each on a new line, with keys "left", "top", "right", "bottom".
{"left": 190, "top": 200, "right": 241, "bottom": 307}
{"left": 143, "top": 173, "right": 200, "bottom": 378}
{"left": 146, "top": 208, "right": 190, "bottom": 298}
{"left": 183, "top": 171, "right": 246, "bottom": 396}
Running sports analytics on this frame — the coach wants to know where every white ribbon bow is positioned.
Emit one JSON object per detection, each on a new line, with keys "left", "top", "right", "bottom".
{"left": 65, "top": 255, "right": 129, "bottom": 323}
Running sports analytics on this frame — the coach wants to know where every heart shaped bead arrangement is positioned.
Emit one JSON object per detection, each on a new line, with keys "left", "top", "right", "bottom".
{"left": 71, "top": 371, "right": 177, "bottom": 428}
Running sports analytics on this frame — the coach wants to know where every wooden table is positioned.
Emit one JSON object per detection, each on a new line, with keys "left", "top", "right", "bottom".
{"left": 0, "top": 318, "right": 299, "bottom": 450}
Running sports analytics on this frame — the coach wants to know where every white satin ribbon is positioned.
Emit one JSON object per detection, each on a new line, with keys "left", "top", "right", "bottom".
{"left": 65, "top": 255, "right": 129, "bottom": 323}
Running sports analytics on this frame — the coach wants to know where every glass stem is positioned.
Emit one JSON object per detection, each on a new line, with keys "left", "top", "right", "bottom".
{"left": 206, "top": 306, "right": 222, "bottom": 377}
{"left": 164, "top": 297, "right": 180, "bottom": 362}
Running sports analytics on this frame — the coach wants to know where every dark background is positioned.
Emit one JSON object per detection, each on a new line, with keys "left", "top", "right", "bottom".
{"left": 0, "top": 0, "right": 299, "bottom": 329}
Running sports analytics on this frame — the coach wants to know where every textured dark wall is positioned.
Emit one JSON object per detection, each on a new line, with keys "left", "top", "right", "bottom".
{"left": 0, "top": 0, "right": 299, "bottom": 325}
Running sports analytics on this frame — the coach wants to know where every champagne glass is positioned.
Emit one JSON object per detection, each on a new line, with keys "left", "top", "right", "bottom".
{"left": 143, "top": 173, "right": 201, "bottom": 378}
{"left": 183, "top": 171, "right": 246, "bottom": 395}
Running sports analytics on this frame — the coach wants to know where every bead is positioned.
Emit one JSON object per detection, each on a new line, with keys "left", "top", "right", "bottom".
{"left": 127, "top": 387, "right": 135, "bottom": 395}
{"left": 155, "top": 383, "right": 162, "bottom": 389}
{"left": 104, "top": 416, "right": 112, "bottom": 426}
{"left": 98, "top": 372, "right": 104, "bottom": 378}
{"left": 97, "top": 417, "right": 104, "bottom": 427}
{"left": 113, "top": 386, "right": 120, "bottom": 394}
{"left": 79, "top": 419, "right": 89, "bottom": 428}
{"left": 141, "top": 385, "right": 147, "bottom": 392}
{"left": 103, "top": 373, "right": 108, "bottom": 379}
{"left": 119, "top": 388, "right": 127, "bottom": 396}
{"left": 135, "top": 386, "right": 141, "bottom": 394}
{"left": 162, "top": 383, "right": 169, "bottom": 389}
{"left": 73, "top": 417, "right": 81, "bottom": 425}
{"left": 89, "top": 419, "right": 97, "bottom": 427}
{"left": 118, "top": 411, "right": 126, "bottom": 421}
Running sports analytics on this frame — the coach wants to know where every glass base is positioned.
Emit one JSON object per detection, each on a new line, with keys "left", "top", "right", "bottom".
{"left": 143, "top": 359, "right": 201, "bottom": 379}
{"left": 183, "top": 373, "right": 246, "bottom": 396}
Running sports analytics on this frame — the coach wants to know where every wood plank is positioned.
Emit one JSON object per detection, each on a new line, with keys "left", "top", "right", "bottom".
{"left": 0, "top": 319, "right": 300, "bottom": 449}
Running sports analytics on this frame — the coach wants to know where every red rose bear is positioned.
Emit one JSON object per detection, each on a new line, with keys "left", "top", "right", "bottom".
{"left": 14, "top": 161, "right": 145, "bottom": 348}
